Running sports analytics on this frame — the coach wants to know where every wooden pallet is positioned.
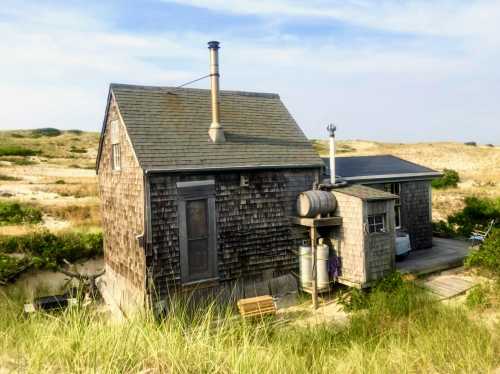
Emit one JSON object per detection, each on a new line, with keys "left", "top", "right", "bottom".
{"left": 237, "top": 295, "right": 276, "bottom": 318}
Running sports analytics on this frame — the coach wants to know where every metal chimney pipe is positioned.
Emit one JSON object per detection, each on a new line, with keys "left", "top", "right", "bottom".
{"left": 326, "top": 123, "right": 337, "bottom": 184}
{"left": 207, "top": 41, "right": 225, "bottom": 144}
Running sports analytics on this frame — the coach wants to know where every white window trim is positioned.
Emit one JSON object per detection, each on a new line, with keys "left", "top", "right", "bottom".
{"left": 368, "top": 214, "right": 386, "bottom": 234}
{"left": 112, "top": 143, "right": 121, "bottom": 171}
{"left": 385, "top": 182, "right": 401, "bottom": 229}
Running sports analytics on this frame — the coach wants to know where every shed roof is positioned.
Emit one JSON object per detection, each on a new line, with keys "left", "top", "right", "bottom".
{"left": 333, "top": 184, "right": 397, "bottom": 201}
{"left": 322, "top": 155, "right": 441, "bottom": 183}
{"left": 97, "top": 84, "right": 323, "bottom": 172}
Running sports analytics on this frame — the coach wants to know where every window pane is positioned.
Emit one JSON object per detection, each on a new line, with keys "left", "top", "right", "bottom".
{"left": 186, "top": 199, "right": 208, "bottom": 239}
{"left": 188, "top": 238, "right": 209, "bottom": 275}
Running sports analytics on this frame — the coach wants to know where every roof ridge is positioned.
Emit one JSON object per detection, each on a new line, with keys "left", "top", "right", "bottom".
{"left": 110, "top": 83, "right": 279, "bottom": 99}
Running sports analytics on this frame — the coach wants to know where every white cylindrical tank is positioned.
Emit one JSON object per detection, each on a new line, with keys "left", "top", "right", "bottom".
{"left": 316, "top": 242, "right": 330, "bottom": 289}
{"left": 299, "top": 245, "right": 312, "bottom": 288}
{"left": 299, "top": 242, "right": 330, "bottom": 290}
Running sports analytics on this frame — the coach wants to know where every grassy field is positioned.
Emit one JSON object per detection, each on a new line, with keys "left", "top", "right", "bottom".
{"left": 1, "top": 275, "right": 499, "bottom": 373}
{"left": 0, "top": 129, "right": 100, "bottom": 235}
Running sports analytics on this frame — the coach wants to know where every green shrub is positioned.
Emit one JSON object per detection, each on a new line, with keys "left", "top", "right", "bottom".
{"left": 0, "top": 231, "right": 102, "bottom": 271}
{"left": 0, "top": 201, "right": 42, "bottom": 225}
{"left": 465, "top": 228, "right": 500, "bottom": 274}
{"left": 338, "top": 272, "right": 426, "bottom": 317}
{"left": 0, "top": 254, "right": 31, "bottom": 283}
{"left": 67, "top": 129, "right": 83, "bottom": 135}
{"left": 432, "top": 220, "right": 457, "bottom": 237}
{"left": 0, "top": 146, "right": 40, "bottom": 157}
{"left": 0, "top": 174, "right": 20, "bottom": 181}
{"left": 432, "top": 168, "right": 460, "bottom": 189}
{"left": 55, "top": 179, "right": 65, "bottom": 184}
{"left": 69, "top": 146, "right": 87, "bottom": 153}
{"left": 448, "top": 197, "right": 500, "bottom": 236}
{"left": 31, "top": 128, "right": 62, "bottom": 137}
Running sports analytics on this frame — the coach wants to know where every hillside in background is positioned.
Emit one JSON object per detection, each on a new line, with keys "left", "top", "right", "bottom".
{"left": 1, "top": 129, "right": 499, "bottom": 235}
{"left": 0, "top": 129, "right": 100, "bottom": 235}
{"left": 312, "top": 139, "right": 500, "bottom": 220}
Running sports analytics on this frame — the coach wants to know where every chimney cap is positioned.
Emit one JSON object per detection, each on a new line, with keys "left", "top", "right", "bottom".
{"left": 326, "top": 123, "right": 337, "bottom": 137}
{"left": 208, "top": 40, "right": 220, "bottom": 49}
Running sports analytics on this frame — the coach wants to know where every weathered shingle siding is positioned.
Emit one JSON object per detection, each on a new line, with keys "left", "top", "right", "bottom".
{"left": 365, "top": 200, "right": 396, "bottom": 281}
{"left": 330, "top": 192, "right": 365, "bottom": 285}
{"left": 147, "top": 168, "right": 318, "bottom": 297}
{"left": 400, "top": 181, "right": 433, "bottom": 249}
{"left": 97, "top": 99, "right": 146, "bottom": 306}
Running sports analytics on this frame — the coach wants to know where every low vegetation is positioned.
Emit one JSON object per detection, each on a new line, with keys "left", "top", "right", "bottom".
{"left": 465, "top": 228, "right": 500, "bottom": 275}
{"left": 0, "top": 174, "right": 20, "bottom": 181}
{"left": 0, "top": 230, "right": 102, "bottom": 282}
{"left": 0, "top": 271, "right": 498, "bottom": 373}
{"left": 0, "top": 145, "right": 39, "bottom": 157}
{"left": 31, "top": 128, "right": 62, "bottom": 137}
{"left": 0, "top": 201, "right": 42, "bottom": 226}
{"left": 41, "top": 183, "right": 98, "bottom": 198}
{"left": 41, "top": 204, "right": 101, "bottom": 228}
{"left": 433, "top": 196, "right": 500, "bottom": 237}
{"left": 431, "top": 168, "right": 460, "bottom": 189}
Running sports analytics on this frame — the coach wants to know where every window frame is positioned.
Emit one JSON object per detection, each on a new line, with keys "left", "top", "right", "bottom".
{"left": 367, "top": 213, "right": 386, "bottom": 234}
{"left": 110, "top": 120, "right": 121, "bottom": 171}
{"left": 111, "top": 143, "right": 121, "bottom": 171}
{"left": 384, "top": 182, "right": 401, "bottom": 229}
{"left": 177, "top": 180, "right": 218, "bottom": 284}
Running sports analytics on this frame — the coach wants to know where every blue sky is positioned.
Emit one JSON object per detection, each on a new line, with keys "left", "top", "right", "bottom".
{"left": 1, "top": 0, "right": 499, "bottom": 143}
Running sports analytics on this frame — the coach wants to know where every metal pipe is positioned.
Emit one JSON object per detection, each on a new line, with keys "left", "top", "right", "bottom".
{"left": 327, "top": 123, "right": 337, "bottom": 184}
{"left": 208, "top": 41, "right": 225, "bottom": 144}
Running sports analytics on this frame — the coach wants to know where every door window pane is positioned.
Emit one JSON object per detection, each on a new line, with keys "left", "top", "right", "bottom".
{"left": 187, "top": 199, "right": 208, "bottom": 238}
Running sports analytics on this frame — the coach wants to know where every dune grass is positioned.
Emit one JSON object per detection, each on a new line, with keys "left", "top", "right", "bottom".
{"left": 0, "top": 280, "right": 498, "bottom": 373}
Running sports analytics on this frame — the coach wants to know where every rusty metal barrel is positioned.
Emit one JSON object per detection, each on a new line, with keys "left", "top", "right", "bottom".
{"left": 296, "top": 190, "right": 337, "bottom": 218}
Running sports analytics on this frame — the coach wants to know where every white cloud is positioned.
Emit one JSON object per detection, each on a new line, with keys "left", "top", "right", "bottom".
{"left": 163, "top": 0, "right": 500, "bottom": 41}
{"left": 0, "top": 1, "right": 499, "bottom": 143}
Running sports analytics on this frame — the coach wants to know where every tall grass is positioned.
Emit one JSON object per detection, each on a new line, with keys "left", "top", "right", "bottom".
{"left": 0, "top": 281, "right": 498, "bottom": 373}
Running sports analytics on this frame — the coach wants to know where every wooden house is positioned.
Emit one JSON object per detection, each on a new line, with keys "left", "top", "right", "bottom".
{"left": 96, "top": 42, "right": 324, "bottom": 313}
{"left": 96, "top": 41, "right": 442, "bottom": 314}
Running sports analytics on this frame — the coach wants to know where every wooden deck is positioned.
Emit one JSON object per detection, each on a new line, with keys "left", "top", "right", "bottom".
{"left": 397, "top": 237, "right": 471, "bottom": 275}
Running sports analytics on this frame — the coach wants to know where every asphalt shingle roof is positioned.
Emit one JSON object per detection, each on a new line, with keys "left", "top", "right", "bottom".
{"left": 334, "top": 184, "right": 397, "bottom": 201}
{"left": 107, "top": 84, "right": 322, "bottom": 171}
{"left": 321, "top": 155, "right": 441, "bottom": 182}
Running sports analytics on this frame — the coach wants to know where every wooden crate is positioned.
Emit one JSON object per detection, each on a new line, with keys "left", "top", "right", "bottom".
{"left": 237, "top": 295, "right": 276, "bottom": 318}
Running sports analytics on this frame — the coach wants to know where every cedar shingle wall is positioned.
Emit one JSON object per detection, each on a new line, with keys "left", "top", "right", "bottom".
{"left": 367, "top": 181, "right": 433, "bottom": 250}
{"left": 400, "top": 181, "right": 433, "bottom": 249}
{"left": 97, "top": 99, "right": 146, "bottom": 294}
{"left": 365, "top": 200, "right": 396, "bottom": 281}
{"left": 330, "top": 192, "right": 365, "bottom": 285}
{"left": 148, "top": 169, "right": 317, "bottom": 297}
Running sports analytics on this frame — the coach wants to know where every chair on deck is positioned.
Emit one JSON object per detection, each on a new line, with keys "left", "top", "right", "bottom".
{"left": 469, "top": 219, "right": 496, "bottom": 245}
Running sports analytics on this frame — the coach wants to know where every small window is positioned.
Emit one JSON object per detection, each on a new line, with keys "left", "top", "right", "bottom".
{"left": 368, "top": 214, "right": 386, "bottom": 233}
{"left": 110, "top": 120, "right": 121, "bottom": 171}
{"left": 112, "top": 143, "right": 121, "bottom": 171}
{"left": 384, "top": 183, "right": 401, "bottom": 228}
